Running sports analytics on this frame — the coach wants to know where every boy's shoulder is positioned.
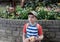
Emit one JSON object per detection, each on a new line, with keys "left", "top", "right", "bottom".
{"left": 24, "top": 23, "right": 42, "bottom": 29}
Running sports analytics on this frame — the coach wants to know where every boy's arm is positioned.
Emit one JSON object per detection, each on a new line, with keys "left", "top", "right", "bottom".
{"left": 23, "top": 33, "right": 30, "bottom": 42}
{"left": 23, "top": 33, "right": 26, "bottom": 42}
{"left": 23, "top": 24, "right": 30, "bottom": 42}
{"left": 37, "top": 35, "right": 44, "bottom": 41}
{"left": 23, "top": 24, "right": 26, "bottom": 42}
{"left": 36, "top": 25, "right": 44, "bottom": 41}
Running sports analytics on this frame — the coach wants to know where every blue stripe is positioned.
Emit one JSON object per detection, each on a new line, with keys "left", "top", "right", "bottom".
{"left": 27, "top": 31, "right": 38, "bottom": 34}
{"left": 27, "top": 28, "right": 38, "bottom": 30}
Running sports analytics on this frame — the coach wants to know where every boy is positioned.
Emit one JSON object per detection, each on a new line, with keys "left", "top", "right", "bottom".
{"left": 23, "top": 11, "right": 44, "bottom": 42}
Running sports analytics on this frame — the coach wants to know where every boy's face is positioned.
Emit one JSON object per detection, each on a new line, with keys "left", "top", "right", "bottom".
{"left": 28, "top": 15, "right": 37, "bottom": 23}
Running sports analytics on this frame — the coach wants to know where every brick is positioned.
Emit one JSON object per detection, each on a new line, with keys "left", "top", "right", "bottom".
{"left": 12, "top": 31, "right": 19, "bottom": 36}
{"left": 0, "top": 18, "right": 60, "bottom": 42}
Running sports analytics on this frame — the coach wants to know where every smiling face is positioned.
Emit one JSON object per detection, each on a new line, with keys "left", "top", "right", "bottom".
{"left": 28, "top": 14, "right": 37, "bottom": 24}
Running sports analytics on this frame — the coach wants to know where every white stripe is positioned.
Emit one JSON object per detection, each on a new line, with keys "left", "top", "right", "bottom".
{"left": 27, "top": 35, "right": 30, "bottom": 38}
{"left": 28, "top": 26, "right": 37, "bottom": 29}
{"left": 27, "top": 32, "right": 38, "bottom": 35}
{"left": 26, "top": 29, "right": 38, "bottom": 32}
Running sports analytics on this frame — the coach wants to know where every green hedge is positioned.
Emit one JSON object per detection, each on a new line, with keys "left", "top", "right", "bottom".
{"left": 0, "top": 6, "right": 60, "bottom": 20}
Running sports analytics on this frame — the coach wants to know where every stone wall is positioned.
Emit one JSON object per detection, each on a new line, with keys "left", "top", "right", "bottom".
{"left": 0, "top": 18, "right": 60, "bottom": 42}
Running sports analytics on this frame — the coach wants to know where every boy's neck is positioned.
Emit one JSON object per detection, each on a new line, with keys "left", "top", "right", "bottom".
{"left": 29, "top": 22, "right": 36, "bottom": 26}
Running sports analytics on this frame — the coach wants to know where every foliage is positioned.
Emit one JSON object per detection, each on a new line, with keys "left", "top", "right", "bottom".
{"left": 37, "top": 7, "right": 48, "bottom": 20}
{"left": 42, "top": 0, "right": 58, "bottom": 6}
{"left": 36, "top": 7, "right": 60, "bottom": 20}
{"left": 0, "top": 6, "right": 60, "bottom": 20}
{"left": 16, "top": 6, "right": 33, "bottom": 19}
{"left": 0, "top": 0, "right": 60, "bottom": 20}
{"left": 24, "top": 0, "right": 44, "bottom": 10}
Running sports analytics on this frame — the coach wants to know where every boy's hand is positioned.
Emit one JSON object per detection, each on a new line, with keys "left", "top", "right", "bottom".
{"left": 29, "top": 36, "right": 36, "bottom": 42}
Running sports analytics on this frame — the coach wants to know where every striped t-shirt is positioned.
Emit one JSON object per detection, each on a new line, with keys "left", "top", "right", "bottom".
{"left": 23, "top": 23, "right": 43, "bottom": 38}
{"left": 26, "top": 24, "right": 38, "bottom": 38}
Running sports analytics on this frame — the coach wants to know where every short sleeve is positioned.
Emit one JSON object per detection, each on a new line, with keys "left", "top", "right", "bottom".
{"left": 38, "top": 25, "right": 43, "bottom": 36}
{"left": 23, "top": 24, "right": 26, "bottom": 33}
